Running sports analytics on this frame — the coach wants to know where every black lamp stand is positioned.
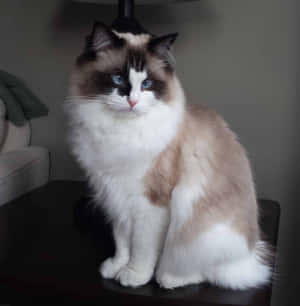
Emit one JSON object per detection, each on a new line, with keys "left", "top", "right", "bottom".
{"left": 118, "top": 0, "right": 134, "bottom": 19}
{"left": 111, "top": 0, "right": 148, "bottom": 34}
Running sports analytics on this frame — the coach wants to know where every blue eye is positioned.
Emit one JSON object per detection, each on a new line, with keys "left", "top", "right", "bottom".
{"left": 112, "top": 75, "right": 124, "bottom": 86}
{"left": 142, "top": 79, "right": 152, "bottom": 90}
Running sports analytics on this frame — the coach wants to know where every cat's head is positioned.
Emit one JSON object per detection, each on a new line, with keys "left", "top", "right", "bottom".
{"left": 71, "top": 22, "right": 179, "bottom": 115}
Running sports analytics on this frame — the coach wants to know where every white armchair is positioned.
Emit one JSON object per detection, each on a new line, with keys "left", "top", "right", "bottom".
{"left": 0, "top": 98, "right": 50, "bottom": 206}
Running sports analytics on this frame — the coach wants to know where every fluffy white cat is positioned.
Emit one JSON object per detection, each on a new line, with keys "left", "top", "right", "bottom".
{"left": 66, "top": 22, "right": 271, "bottom": 290}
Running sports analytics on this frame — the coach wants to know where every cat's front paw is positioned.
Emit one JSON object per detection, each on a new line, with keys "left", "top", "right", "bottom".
{"left": 116, "top": 265, "right": 152, "bottom": 287}
{"left": 100, "top": 258, "right": 126, "bottom": 279}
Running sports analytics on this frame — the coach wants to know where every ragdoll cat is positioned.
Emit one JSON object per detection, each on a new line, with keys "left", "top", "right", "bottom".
{"left": 66, "top": 22, "right": 271, "bottom": 290}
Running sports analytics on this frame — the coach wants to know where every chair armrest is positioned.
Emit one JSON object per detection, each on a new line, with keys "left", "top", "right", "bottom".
{"left": 0, "top": 146, "right": 50, "bottom": 206}
{"left": 0, "top": 98, "right": 31, "bottom": 153}
{"left": 0, "top": 120, "right": 31, "bottom": 153}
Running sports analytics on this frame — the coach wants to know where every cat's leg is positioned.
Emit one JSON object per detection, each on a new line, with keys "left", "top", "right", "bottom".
{"left": 116, "top": 204, "right": 168, "bottom": 288}
{"left": 100, "top": 221, "right": 131, "bottom": 279}
{"left": 156, "top": 236, "right": 205, "bottom": 289}
{"left": 156, "top": 182, "right": 206, "bottom": 289}
{"left": 156, "top": 210, "right": 252, "bottom": 289}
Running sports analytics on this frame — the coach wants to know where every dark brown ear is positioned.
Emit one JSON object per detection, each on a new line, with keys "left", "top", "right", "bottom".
{"left": 148, "top": 33, "right": 178, "bottom": 57}
{"left": 85, "top": 22, "right": 124, "bottom": 52}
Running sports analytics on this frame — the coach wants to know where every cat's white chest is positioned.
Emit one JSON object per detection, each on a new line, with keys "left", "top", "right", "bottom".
{"left": 75, "top": 117, "right": 160, "bottom": 175}
{"left": 69, "top": 101, "right": 183, "bottom": 219}
{"left": 71, "top": 102, "right": 181, "bottom": 173}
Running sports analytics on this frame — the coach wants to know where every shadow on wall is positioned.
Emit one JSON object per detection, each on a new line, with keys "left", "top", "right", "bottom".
{"left": 49, "top": 0, "right": 220, "bottom": 39}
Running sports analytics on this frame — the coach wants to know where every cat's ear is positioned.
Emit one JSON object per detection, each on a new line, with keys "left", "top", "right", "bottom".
{"left": 86, "top": 22, "right": 124, "bottom": 52}
{"left": 148, "top": 33, "right": 178, "bottom": 57}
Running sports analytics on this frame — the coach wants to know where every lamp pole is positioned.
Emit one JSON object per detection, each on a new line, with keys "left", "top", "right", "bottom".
{"left": 112, "top": 0, "right": 148, "bottom": 34}
{"left": 118, "top": 0, "right": 135, "bottom": 19}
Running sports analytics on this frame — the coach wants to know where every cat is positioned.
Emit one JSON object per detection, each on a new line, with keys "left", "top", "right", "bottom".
{"left": 66, "top": 22, "right": 272, "bottom": 290}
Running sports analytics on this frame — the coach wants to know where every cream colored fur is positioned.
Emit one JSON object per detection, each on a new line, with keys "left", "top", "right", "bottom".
{"left": 66, "top": 32, "right": 271, "bottom": 290}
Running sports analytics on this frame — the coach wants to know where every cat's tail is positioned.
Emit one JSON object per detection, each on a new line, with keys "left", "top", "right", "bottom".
{"left": 209, "top": 240, "right": 274, "bottom": 290}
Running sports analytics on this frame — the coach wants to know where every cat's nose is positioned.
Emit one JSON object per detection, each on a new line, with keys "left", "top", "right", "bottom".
{"left": 128, "top": 99, "right": 138, "bottom": 109}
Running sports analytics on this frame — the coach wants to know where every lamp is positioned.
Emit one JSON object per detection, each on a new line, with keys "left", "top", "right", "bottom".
{"left": 73, "top": 0, "right": 199, "bottom": 34}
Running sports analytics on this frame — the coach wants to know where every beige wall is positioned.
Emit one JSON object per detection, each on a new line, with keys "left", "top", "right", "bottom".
{"left": 0, "top": 0, "right": 299, "bottom": 305}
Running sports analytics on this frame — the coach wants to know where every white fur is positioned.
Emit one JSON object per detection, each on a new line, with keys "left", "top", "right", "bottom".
{"left": 100, "top": 221, "right": 130, "bottom": 279}
{"left": 114, "top": 31, "right": 151, "bottom": 46}
{"left": 168, "top": 183, "right": 203, "bottom": 234}
{"left": 207, "top": 242, "right": 271, "bottom": 290}
{"left": 67, "top": 66, "right": 271, "bottom": 289}
{"left": 129, "top": 69, "right": 147, "bottom": 102}
{"left": 128, "top": 69, "right": 156, "bottom": 114}
{"left": 157, "top": 224, "right": 271, "bottom": 290}
{"left": 67, "top": 75, "right": 184, "bottom": 287}
{"left": 168, "top": 152, "right": 209, "bottom": 234}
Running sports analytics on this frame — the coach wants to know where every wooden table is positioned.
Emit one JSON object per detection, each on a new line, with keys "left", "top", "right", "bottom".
{"left": 0, "top": 181, "right": 280, "bottom": 305}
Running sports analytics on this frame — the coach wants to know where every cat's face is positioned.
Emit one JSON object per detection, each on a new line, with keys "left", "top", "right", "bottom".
{"left": 72, "top": 23, "right": 178, "bottom": 115}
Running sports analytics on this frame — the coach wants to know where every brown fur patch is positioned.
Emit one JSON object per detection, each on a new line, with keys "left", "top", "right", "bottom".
{"left": 144, "top": 131, "right": 182, "bottom": 206}
{"left": 144, "top": 105, "right": 259, "bottom": 249}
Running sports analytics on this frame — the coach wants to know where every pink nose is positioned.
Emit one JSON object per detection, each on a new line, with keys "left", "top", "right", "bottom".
{"left": 128, "top": 99, "right": 138, "bottom": 108}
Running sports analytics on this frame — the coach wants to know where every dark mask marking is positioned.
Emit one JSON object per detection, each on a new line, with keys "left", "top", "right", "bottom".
{"left": 127, "top": 49, "right": 146, "bottom": 73}
{"left": 79, "top": 71, "right": 114, "bottom": 97}
{"left": 150, "top": 79, "right": 166, "bottom": 100}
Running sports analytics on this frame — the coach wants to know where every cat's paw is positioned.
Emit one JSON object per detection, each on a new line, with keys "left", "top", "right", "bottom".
{"left": 157, "top": 273, "right": 204, "bottom": 289}
{"left": 116, "top": 265, "right": 152, "bottom": 287}
{"left": 99, "top": 258, "right": 127, "bottom": 279}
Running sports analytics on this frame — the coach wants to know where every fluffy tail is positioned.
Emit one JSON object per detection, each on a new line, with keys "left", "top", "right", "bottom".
{"left": 209, "top": 241, "right": 273, "bottom": 290}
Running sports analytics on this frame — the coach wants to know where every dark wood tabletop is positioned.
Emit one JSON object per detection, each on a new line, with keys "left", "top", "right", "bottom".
{"left": 0, "top": 181, "right": 280, "bottom": 305}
